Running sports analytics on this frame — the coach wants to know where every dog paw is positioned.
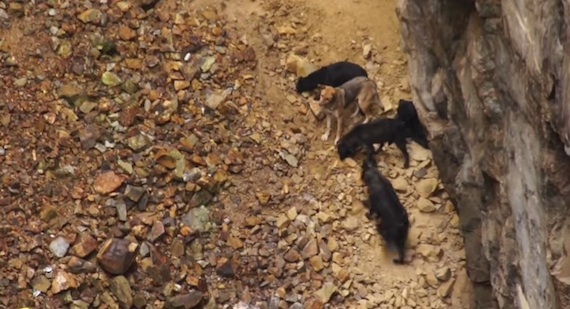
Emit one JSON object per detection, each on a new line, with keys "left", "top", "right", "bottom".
{"left": 334, "top": 137, "right": 340, "bottom": 145}
{"left": 321, "top": 133, "right": 329, "bottom": 141}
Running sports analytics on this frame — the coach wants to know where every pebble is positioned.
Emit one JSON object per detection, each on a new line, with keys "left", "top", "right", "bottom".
{"left": 49, "top": 236, "right": 70, "bottom": 258}
{"left": 416, "top": 178, "right": 438, "bottom": 198}
{"left": 417, "top": 197, "right": 437, "bottom": 213}
{"left": 436, "top": 267, "right": 452, "bottom": 282}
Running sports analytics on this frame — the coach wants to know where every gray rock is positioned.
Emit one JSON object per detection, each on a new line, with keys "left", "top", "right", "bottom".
{"left": 181, "top": 206, "right": 211, "bottom": 233}
{"left": 49, "top": 236, "right": 70, "bottom": 258}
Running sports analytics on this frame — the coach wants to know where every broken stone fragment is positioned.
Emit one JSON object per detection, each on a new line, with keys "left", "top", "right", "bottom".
{"left": 93, "top": 171, "right": 127, "bottom": 195}
{"left": 110, "top": 275, "right": 133, "bottom": 309}
{"left": 67, "top": 256, "right": 97, "bottom": 274}
{"left": 165, "top": 291, "right": 203, "bottom": 309}
{"left": 147, "top": 221, "right": 165, "bottom": 243}
{"left": 124, "top": 185, "right": 146, "bottom": 202}
{"left": 70, "top": 233, "right": 98, "bottom": 258}
{"left": 216, "top": 257, "right": 236, "bottom": 278}
{"left": 50, "top": 270, "right": 78, "bottom": 294}
{"left": 97, "top": 238, "right": 138, "bottom": 275}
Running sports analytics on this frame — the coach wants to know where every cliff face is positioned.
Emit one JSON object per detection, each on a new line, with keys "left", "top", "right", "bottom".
{"left": 395, "top": 1, "right": 570, "bottom": 308}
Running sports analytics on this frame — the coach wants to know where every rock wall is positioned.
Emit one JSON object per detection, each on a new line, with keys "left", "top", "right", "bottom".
{"left": 395, "top": 0, "right": 570, "bottom": 308}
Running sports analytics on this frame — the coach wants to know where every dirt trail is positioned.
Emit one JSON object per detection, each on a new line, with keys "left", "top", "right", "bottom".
{"left": 191, "top": 0, "right": 472, "bottom": 307}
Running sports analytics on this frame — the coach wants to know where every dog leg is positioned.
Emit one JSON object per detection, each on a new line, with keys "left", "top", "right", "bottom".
{"left": 334, "top": 111, "right": 343, "bottom": 145}
{"left": 321, "top": 115, "right": 331, "bottom": 141}
{"left": 395, "top": 139, "right": 410, "bottom": 168}
{"left": 365, "top": 143, "right": 376, "bottom": 157}
{"left": 351, "top": 103, "right": 360, "bottom": 118}
{"left": 393, "top": 236, "right": 407, "bottom": 265}
{"left": 393, "top": 247, "right": 406, "bottom": 265}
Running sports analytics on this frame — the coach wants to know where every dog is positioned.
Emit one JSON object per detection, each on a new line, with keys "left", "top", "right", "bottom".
{"left": 317, "top": 76, "right": 381, "bottom": 144}
{"left": 361, "top": 153, "right": 410, "bottom": 264}
{"left": 336, "top": 117, "right": 411, "bottom": 168}
{"left": 296, "top": 61, "right": 368, "bottom": 94}
{"left": 396, "top": 99, "right": 429, "bottom": 149}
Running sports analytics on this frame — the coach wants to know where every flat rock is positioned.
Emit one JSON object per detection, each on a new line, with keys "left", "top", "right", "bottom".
{"left": 314, "top": 282, "right": 337, "bottom": 304}
{"left": 391, "top": 177, "right": 408, "bottom": 192}
{"left": 181, "top": 206, "right": 211, "bottom": 233}
{"left": 309, "top": 255, "right": 325, "bottom": 272}
{"left": 342, "top": 216, "right": 360, "bottom": 232}
{"left": 409, "top": 143, "right": 432, "bottom": 161}
{"left": 32, "top": 275, "right": 51, "bottom": 293}
{"left": 110, "top": 275, "right": 133, "bottom": 309}
{"left": 165, "top": 292, "right": 203, "bottom": 309}
{"left": 301, "top": 239, "right": 319, "bottom": 259}
{"left": 416, "top": 244, "right": 443, "bottom": 261}
{"left": 70, "top": 233, "right": 98, "bottom": 258}
{"left": 94, "top": 171, "right": 126, "bottom": 195}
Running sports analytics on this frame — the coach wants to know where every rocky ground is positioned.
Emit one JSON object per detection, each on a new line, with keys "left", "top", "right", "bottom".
{"left": 0, "top": 0, "right": 471, "bottom": 308}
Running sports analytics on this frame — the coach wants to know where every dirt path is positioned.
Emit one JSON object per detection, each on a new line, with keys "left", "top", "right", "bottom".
{"left": 192, "top": 0, "right": 472, "bottom": 307}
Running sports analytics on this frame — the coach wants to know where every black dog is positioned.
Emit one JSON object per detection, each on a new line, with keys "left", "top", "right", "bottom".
{"left": 336, "top": 118, "right": 412, "bottom": 168}
{"left": 396, "top": 99, "right": 429, "bottom": 149}
{"left": 361, "top": 154, "right": 410, "bottom": 264}
{"left": 295, "top": 61, "right": 368, "bottom": 93}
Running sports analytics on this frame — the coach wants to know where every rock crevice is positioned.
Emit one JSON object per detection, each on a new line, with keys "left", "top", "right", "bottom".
{"left": 396, "top": 0, "right": 570, "bottom": 308}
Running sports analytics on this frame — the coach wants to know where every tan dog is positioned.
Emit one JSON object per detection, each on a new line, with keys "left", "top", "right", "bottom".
{"left": 316, "top": 76, "right": 381, "bottom": 144}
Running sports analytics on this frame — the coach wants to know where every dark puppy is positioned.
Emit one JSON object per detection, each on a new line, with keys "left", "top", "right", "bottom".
{"left": 361, "top": 154, "right": 410, "bottom": 264}
{"left": 336, "top": 118, "right": 411, "bottom": 168}
{"left": 396, "top": 99, "right": 429, "bottom": 149}
{"left": 296, "top": 61, "right": 368, "bottom": 93}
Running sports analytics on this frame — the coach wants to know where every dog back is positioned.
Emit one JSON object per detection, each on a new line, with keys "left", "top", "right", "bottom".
{"left": 354, "top": 118, "right": 407, "bottom": 145}
{"left": 362, "top": 156, "right": 409, "bottom": 223}
{"left": 338, "top": 76, "right": 370, "bottom": 107}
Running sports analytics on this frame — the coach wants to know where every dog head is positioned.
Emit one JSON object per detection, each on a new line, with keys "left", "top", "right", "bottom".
{"left": 336, "top": 138, "right": 356, "bottom": 161}
{"left": 296, "top": 77, "right": 316, "bottom": 93}
{"left": 397, "top": 99, "right": 417, "bottom": 122}
{"left": 317, "top": 85, "right": 336, "bottom": 106}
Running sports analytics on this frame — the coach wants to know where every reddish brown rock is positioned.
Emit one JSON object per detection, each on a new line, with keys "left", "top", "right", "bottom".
{"left": 70, "top": 233, "right": 98, "bottom": 258}
{"left": 96, "top": 238, "right": 138, "bottom": 275}
{"left": 93, "top": 171, "right": 126, "bottom": 195}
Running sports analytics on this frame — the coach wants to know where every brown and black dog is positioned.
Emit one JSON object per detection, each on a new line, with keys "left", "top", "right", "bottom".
{"left": 316, "top": 76, "right": 382, "bottom": 144}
